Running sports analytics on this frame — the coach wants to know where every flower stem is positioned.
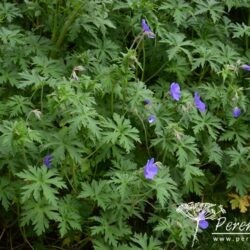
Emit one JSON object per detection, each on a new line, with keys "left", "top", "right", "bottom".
{"left": 192, "top": 221, "right": 199, "bottom": 247}
{"left": 141, "top": 39, "right": 146, "bottom": 82}
{"left": 135, "top": 110, "right": 150, "bottom": 156}
{"left": 145, "top": 61, "right": 168, "bottom": 83}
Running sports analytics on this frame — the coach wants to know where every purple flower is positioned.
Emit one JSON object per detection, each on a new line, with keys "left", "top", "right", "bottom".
{"left": 232, "top": 107, "right": 241, "bottom": 118}
{"left": 198, "top": 211, "right": 209, "bottom": 229}
{"left": 148, "top": 115, "right": 156, "bottom": 123}
{"left": 43, "top": 154, "right": 52, "bottom": 168}
{"left": 194, "top": 92, "right": 206, "bottom": 112}
{"left": 144, "top": 99, "right": 151, "bottom": 105}
{"left": 144, "top": 158, "right": 158, "bottom": 180}
{"left": 240, "top": 64, "right": 250, "bottom": 71}
{"left": 170, "top": 82, "right": 181, "bottom": 101}
{"left": 141, "top": 19, "right": 155, "bottom": 39}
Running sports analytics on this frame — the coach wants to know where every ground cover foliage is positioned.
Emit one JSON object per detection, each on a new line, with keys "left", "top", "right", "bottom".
{"left": 0, "top": 0, "right": 250, "bottom": 249}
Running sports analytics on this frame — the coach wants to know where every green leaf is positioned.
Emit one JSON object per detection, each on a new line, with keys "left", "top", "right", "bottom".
{"left": 176, "top": 135, "right": 199, "bottom": 167}
{"left": 182, "top": 160, "right": 204, "bottom": 184}
{"left": 226, "top": 170, "right": 250, "bottom": 196}
{"left": 161, "top": 33, "right": 194, "bottom": 62}
{"left": 16, "top": 166, "right": 66, "bottom": 206}
{"left": 101, "top": 113, "right": 141, "bottom": 153}
{"left": 78, "top": 180, "right": 110, "bottom": 210}
{"left": 0, "top": 177, "right": 15, "bottom": 210}
{"left": 192, "top": 112, "right": 223, "bottom": 140}
{"left": 21, "top": 198, "right": 60, "bottom": 236}
{"left": 57, "top": 195, "right": 82, "bottom": 237}
{"left": 194, "top": 0, "right": 224, "bottom": 23}
{"left": 149, "top": 167, "right": 178, "bottom": 207}
{"left": 130, "top": 233, "right": 162, "bottom": 250}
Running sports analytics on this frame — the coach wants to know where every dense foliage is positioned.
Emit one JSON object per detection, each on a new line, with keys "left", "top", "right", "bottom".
{"left": 0, "top": 0, "right": 250, "bottom": 249}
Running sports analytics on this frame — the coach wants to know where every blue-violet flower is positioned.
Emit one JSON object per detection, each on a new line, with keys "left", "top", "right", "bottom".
{"left": 240, "top": 64, "right": 250, "bottom": 71}
{"left": 232, "top": 107, "right": 241, "bottom": 118}
{"left": 141, "top": 19, "right": 155, "bottom": 38}
{"left": 194, "top": 92, "right": 206, "bottom": 112}
{"left": 198, "top": 211, "right": 209, "bottom": 229}
{"left": 43, "top": 154, "right": 52, "bottom": 168}
{"left": 148, "top": 115, "right": 156, "bottom": 123}
{"left": 144, "top": 158, "right": 158, "bottom": 180}
{"left": 170, "top": 82, "right": 181, "bottom": 101}
{"left": 144, "top": 99, "right": 151, "bottom": 105}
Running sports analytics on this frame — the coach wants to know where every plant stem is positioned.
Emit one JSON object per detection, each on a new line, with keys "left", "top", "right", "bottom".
{"left": 192, "top": 221, "right": 199, "bottom": 247}
{"left": 51, "top": 0, "right": 60, "bottom": 44}
{"left": 129, "top": 33, "right": 143, "bottom": 49}
{"left": 40, "top": 84, "right": 44, "bottom": 113}
{"left": 141, "top": 39, "right": 146, "bottom": 82}
{"left": 135, "top": 110, "right": 150, "bottom": 156}
{"left": 144, "top": 60, "right": 168, "bottom": 83}
{"left": 51, "top": 2, "right": 84, "bottom": 56}
{"left": 111, "top": 81, "right": 114, "bottom": 113}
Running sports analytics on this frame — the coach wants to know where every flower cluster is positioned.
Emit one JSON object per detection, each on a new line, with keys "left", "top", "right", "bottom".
{"left": 169, "top": 82, "right": 207, "bottom": 113}
{"left": 169, "top": 82, "right": 242, "bottom": 117}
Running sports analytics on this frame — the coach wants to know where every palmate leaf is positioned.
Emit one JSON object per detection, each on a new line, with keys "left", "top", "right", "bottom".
{"left": 230, "top": 23, "right": 250, "bottom": 38}
{"left": 184, "top": 176, "right": 207, "bottom": 195}
{"left": 192, "top": 112, "right": 223, "bottom": 140}
{"left": 6, "top": 95, "right": 33, "bottom": 118}
{"left": 0, "top": 2, "right": 22, "bottom": 23}
{"left": 154, "top": 213, "right": 194, "bottom": 248}
{"left": 225, "top": 146, "right": 249, "bottom": 168}
{"left": 0, "top": 177, "right": 15, "bottom": 210}
{"left": 57, "top": 195, "right": 82, "bottom": 237}
{"left": 223, "top": 0, "right": 250, "bottom": 10}
{"left": 194, "top": 0, "right": 224, "bottom": 23}
{"left": 108, "top": 172, "right": 138, "bottom": 200}
{"left": 32, "top": 56, "right": 65, "bottom": 78}
{"left": 78, "top": 180, "right": 110, "bottom": 210}
{"left": 176, "top": 135, "right": 200, "bottom": 167}
{"left": 165, "top": 56, "right": 191, "bottom": 83}
{"left": 0, "top": 27, "right": 24, "bottom": 46}
{"left": 101, "top": 113, "right": 141, "bottom": 153}
{"left": 87, "top": 38, "right": 119, "bottom": 63}
{"left": 44, "top": 127, "right": 88, "bottom": 164}
{"left": 220, "top": 123, "right": 250, "bottom": 147}
{"left": 21, "top": 198, "right": 60, "bottom": 236}
{"left": 161, "top": 33, "right": 194, "bottom": 62}
{"left": 182, "top": 159, "right": 204, "bottom": 184}
{"left": 228, "top": 193, "right": 250, "bottom": 213}
{"left": 226, "top": 170, "right": 250, "bottom": 196}
{"left": 149, "top": 168, "right": 178, "bottom": 207}
{"left": 0, "top": 120, "right": 42, "bottom": 154}
{"left": 125, "top": 81, "right": 153, "bottom": 110}
{"left": 16, "top": 166, "right": 66, "bottom": 206}
{"left": 18, "top": 69, "right": 45, "bottom": 89}
{"left": 91, "top": 212, "right": 131, "bottom": 247}
{"left": 130, "top": 233, "right": 162, "bottom": 250}
{"left": 63, "top": 105, "right": 101, "bottom": 139}
{"left": 191, "top": 45, "right": 221, "bottom": 72}
{"left": 204, "top": 140, "right": 223, "bottom": 167}
{"left": 159, "top": 0, "right": 192, "bottom": 26}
